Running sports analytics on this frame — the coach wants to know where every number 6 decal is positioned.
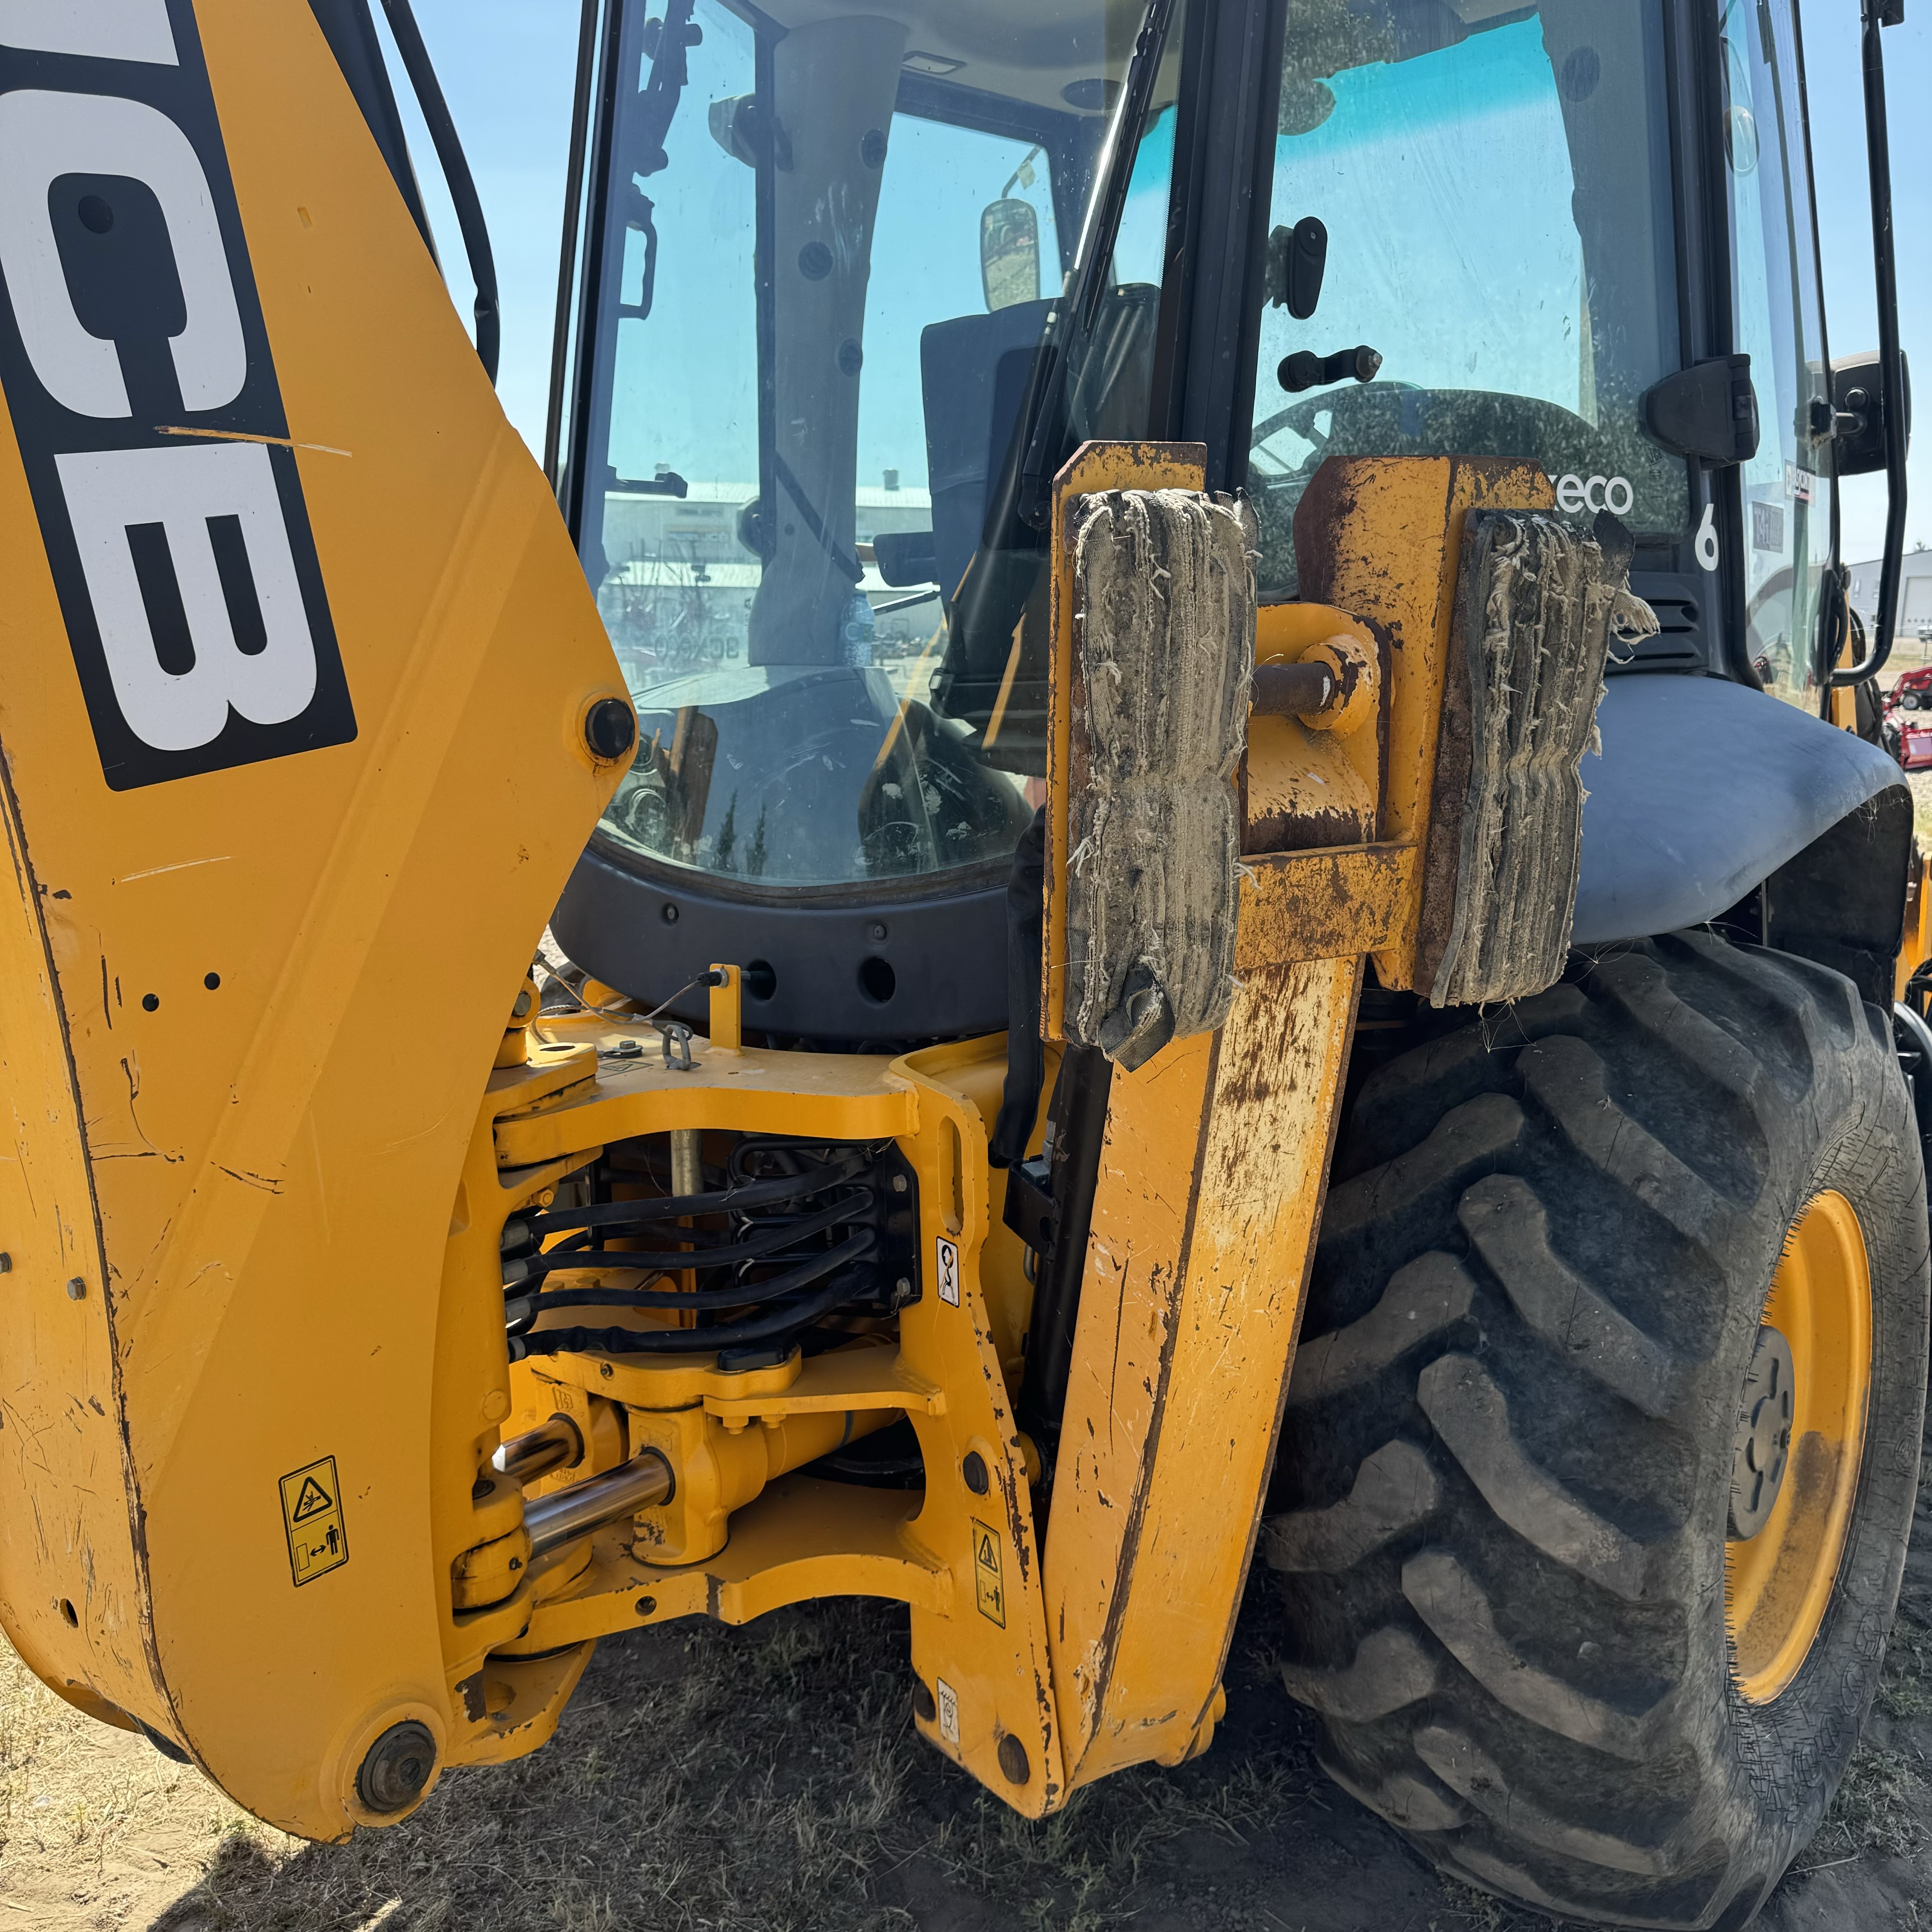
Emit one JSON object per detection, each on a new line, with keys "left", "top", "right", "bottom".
{"left": 1696, "top": 501, "right": 1720, "bottom": 573}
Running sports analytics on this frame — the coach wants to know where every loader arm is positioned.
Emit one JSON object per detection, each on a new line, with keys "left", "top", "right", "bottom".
{"left": 0, "top": 0, "right": 627, "bottom": 1831}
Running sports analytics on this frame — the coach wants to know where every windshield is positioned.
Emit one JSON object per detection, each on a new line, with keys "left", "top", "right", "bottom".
{"left": 565, "top": 0, "right": 1185, "bottom": 890}
{"left": 1249, "top": 0, "right": 1686, "bottom": 600}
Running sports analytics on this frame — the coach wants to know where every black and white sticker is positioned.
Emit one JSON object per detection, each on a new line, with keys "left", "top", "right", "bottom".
{"left": 0, "top": 0, "right": 352, "bottom": 790}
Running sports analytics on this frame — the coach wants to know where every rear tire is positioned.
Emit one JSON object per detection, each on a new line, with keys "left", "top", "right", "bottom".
{"left": 1266, "top": 933, "right": 1930, "bottom": 1929}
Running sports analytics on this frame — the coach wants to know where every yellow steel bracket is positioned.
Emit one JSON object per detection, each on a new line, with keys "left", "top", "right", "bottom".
{"left": 1031, "top": 446, "right": 1555, "bottom": 1791}
{"left": 410, "top": 1015, "right": 1073, "bottom": 1816}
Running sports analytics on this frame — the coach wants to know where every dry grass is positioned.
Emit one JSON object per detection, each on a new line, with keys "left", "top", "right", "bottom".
{"left": 0, "top": 1594, "right": 1360, "bottom": 1932}
{"left": 8, "top": 1569, "right": 1932, "bottom": 1930}
{"left": 14, "top": 1412, "right": 1932, "bottom": 1932}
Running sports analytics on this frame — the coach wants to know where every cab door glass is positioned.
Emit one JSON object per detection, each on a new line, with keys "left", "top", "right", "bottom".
{"left": 1723, "top": 0, "right": 1834, "bottom": 708}
{"left": 566, "top": 0, "right": 1184, "bottom": 892}
{"left": 1251, "top": 2, "right": 1685, "bottom": 600}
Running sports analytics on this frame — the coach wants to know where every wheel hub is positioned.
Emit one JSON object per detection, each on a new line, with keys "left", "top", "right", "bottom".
{"left": 1729, "top": 1324, "right": 1795, "bottom": 1539}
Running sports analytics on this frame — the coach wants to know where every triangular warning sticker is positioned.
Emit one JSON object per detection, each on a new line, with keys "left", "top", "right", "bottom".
{"left": 291, "top": 1476, "right": 333, "bottom": 1522}
{"left": 977, "top": 1532, "right": 997, "bottom": 1570}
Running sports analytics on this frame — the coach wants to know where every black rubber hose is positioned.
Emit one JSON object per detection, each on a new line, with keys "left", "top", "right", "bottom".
{"left": 523, "top": 1155, "right": 869, "bottom": 1232}
{"left": 379, "top": 0, "right": 501, "bottom": 384}
{"left": 512, "top": 1267, "right": 872, "bottom": 1358}
{"left": 516, "top": 1191, "right": 874, "bottom": 1276}
{"left": 525, "top": 1230, "right": 878, "bottom": 1312}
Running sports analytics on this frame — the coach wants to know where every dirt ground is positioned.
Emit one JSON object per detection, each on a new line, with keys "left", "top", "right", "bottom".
{"left": 6, "top": 671, "right": 1932, "bottom": 1932}
{"left": 8, "top": 1410, "right": 1932, "bottom": 1932}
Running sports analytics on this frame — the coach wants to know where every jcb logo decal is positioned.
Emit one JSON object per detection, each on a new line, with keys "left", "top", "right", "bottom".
{"left": 0, "top": 0, "right": 353, "bottom": 790}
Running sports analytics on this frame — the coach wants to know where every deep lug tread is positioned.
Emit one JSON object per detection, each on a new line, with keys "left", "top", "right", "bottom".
{"left": 1401, "top": 1549, "right": 1656, "bottom": 1758}
{"left": 1456, "top": 1174, "right": 1681, "bottom": 1416}
{"left": 1269, "top": 934, "right": 1930, "bottom": 1932}
{"left": 1315, "top": 1094, "right": 1525, "bottom": 1248}
{"left": 1413, "top": 1723, "right": 1670, "bottom": 1874}
{"left": 1417, "top": 1354, "right": 1656, "bottom": 1599}
{"left": 1320, "top": 1750, "right": 1467, "bottom": 1832}
{"left": 1264, "top": 1440, "right": 1440, "bottom": 1573}
{"left": 1278, "top": 1623, "right": 1440, "bottom": 1723}
{"left": 1288, "top": 1253, "right": 1478, "bottom": 1408}
{"left": 1518, "top": 1035, "right": 1746, "bottom": 1258}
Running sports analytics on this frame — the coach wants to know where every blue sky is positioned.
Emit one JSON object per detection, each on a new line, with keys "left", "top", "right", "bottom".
{"left": 385, "top": 0, "right": 1929, "bottom": 564}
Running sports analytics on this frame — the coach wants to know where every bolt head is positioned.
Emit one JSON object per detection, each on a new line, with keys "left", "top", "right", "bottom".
{"left": 962, "top": 1451, "right": 989, "bottom": 1496}
{"left": 356, "top": 1720, "right": 437, "bottom": 1814}
{"left": 996, "top": 1733, "right": 1030, "bottom": 1785}
{"left": 584, "top": 697, "right": 637, "bottom": 762}
{"left": 65, "top": 1277, "right": 85, "bottom": 1301}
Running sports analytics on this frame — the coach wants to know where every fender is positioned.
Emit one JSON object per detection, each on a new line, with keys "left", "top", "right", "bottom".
{"left": 1574, "top": 672, "right": 1910, "bottom": 998}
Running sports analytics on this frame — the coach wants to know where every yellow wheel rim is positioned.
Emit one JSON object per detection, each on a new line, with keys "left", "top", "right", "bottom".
{"left": 1725, "top": 1190, "right": 1873, "bottom": 1704}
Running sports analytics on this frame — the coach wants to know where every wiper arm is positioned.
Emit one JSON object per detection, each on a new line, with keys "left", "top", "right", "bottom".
{"left": 1015, "top": 0, "right": 1181, "bottom": 529}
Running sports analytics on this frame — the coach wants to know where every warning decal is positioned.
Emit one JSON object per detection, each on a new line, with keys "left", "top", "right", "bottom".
{"left": 279, "top": 1456, "right": 349, "bottom": 1586}
{"left": 936, "top": 1235, "right": 960, "bottom": 1307}
{"left": 971, "top": 1517, "right": 1005, "bottom": 1628}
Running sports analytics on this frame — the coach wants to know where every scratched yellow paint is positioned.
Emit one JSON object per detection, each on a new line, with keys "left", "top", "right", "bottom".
{"left": 1043, "top": 957, "right": 1360, "bottom": 1783}
{"left": 0, "top": 0, "right": 626, "bottom": 1838}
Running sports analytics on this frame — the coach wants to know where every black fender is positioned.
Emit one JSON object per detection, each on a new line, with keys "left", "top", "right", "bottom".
{"left": 1574, "top": 673, "right": 1912, "bottom": 1002}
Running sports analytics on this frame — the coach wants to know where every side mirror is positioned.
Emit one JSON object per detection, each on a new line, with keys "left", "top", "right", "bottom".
{"left": 980, "top": 198, "right": 1040, "bottom": 312}
{"left": 1829, "top": 350, "right": 1913, "bottom": 477}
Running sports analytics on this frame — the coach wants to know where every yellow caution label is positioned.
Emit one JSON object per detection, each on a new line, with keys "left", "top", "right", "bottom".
{"left": 280, "top": 1456, "right": 349, "bottom": 1587}
{"left": 971, "top": 1517, "right": 1005, "bottom": 1628}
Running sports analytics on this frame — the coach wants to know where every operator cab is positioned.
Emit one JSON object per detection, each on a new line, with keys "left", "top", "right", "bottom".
{"left": 549, "top": 0, "right": 1857, "bottom": 1041}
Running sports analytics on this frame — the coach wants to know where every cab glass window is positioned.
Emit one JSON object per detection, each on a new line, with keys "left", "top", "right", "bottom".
{"left": 1723, "top": 0, "right": 1834, "bottom": 708}
{"left": 567, "top": 0, "right": 1185, "bottom": 892}
{"left": 1251, "top": 1, "right": 1685, "bottom": 599}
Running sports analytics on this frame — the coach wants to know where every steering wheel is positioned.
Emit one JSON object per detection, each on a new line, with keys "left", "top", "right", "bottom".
{"left": 1251, "top": 383, "right": 1418, "bottom": 465}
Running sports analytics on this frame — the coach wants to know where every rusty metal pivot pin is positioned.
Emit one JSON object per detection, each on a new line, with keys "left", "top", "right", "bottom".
{"left": 1250, "top": 660, "right": 1337, "bottom": 718}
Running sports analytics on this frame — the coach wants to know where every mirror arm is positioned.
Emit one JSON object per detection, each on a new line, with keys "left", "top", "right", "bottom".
{"left": 1833, "top": 0, "right": 1908, "bottom": 686}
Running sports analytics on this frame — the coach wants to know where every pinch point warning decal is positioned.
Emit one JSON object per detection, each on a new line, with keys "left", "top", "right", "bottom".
{"left": 280, "top": 1454, "right": 348, "bottom": 1586}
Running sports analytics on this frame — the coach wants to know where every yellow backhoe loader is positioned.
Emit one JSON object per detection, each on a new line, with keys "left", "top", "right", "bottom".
{"left": 0, "top": 0, "right": 1922, "bottom": 1924}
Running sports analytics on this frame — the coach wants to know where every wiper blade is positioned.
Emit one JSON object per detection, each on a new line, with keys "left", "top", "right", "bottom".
{"left": 1015, "top": 0, "right": 1181, "bottom": 528}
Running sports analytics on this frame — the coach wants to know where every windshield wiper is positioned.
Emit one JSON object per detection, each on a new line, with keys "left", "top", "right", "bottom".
{"left": 1014, "top": 0, "right": 1181, "bottom": 528}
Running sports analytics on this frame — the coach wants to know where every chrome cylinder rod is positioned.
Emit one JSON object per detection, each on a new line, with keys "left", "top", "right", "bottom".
{"left": 523, "top": 1449, "right": 674, "bottom": 1559}
{"left": 492, "top": 1413, "right": 584, "bottom": 1487}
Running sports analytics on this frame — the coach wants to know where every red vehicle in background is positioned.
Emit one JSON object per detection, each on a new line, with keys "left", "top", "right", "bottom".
{"left": 1885, "top": 665, "right": 1932, "bottom": 768}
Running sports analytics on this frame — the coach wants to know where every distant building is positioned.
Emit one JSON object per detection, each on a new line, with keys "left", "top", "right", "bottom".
{"left": 1848, "top": 547, "right": 1932, "bottom": 636}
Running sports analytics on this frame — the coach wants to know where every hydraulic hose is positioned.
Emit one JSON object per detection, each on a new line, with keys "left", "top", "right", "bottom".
{"left": 378, "top": 0, "right": 501, "bottom": 384}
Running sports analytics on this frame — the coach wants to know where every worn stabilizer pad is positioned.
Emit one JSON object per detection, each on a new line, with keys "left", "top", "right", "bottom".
{"left": 1066, "top": 488, "right": 1255, "bottom": 1069}
{"left": 1420, "top": 508, "right": 1657, "bottom": 1009}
